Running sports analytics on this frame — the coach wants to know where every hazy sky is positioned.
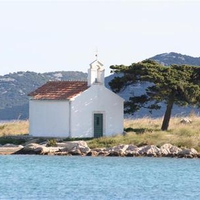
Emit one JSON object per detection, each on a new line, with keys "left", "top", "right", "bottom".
{"left": 0, "top": 0, "right": 200, "bottom": 76}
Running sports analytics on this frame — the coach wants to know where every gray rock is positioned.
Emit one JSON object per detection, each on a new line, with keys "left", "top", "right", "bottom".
{"left": 125, "top": 144, "right": 139, "bottom": 156}
{"left": 126, "top": 144, "right": 138, "bottom": 151}
{"left": 180, "top": 118, "right": 192, "bottom": 124}
{"left": 23, "top": 143, "right": 46, "bottom": 154}
{"left": 24, "top": 138, "right": 43, "bottom": 146}
{"left": 178, "top": 148, "right": 198, "bottom": 158}
{"left": 107, "top": 144, "right": 129, "bottom": 156}
{"left": 3, "top": 143, "right": 19, "bottom": 147}
{"left": 17, "top": 142, "right": 61, "bottom": 155}
{"left": 60, "top": 141, "right": 87, "bottom": 150}
{"left": 61, "top": 141, "right": 90, "bottom": 155}
{"left": 90, "top": 148, "right": 109, "bottom": 156}
{"left": 160, "top": 143, "right": 182, "bottom": 156}
{"left": 70, "top": 148, "right": 82, "bottom": 156}
{"left": 86, "top": 150, "right": 99, "bottom": 156}
{"left": 92, "top": 148, "right": 107, "bottom": 152}
{"left": 138, "top": 145, "right": 161, "bottom": 156}
{"left": 109, "top": 144, "right": 128, "bottom": 153}
{"left": 98, "top": 150, "right": 110, "bottom": 156}
{"left": 44, "top": 147, "right": 61, "bottom": 154}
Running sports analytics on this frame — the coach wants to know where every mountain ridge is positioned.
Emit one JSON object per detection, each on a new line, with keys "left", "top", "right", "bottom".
{"left": 150, "top": 52, "right": 200, "bottom": 66}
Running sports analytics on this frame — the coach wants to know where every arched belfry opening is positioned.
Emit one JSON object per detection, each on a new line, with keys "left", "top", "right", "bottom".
{"left": 87, "top": 59, "right": 105, "bottom": 86}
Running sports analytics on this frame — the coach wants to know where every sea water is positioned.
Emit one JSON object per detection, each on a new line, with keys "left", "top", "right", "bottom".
{"left": 0, "top": 156, "right": 200, "bottom": 200}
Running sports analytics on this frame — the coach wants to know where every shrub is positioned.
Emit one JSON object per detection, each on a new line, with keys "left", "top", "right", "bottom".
{"left": 0, "top": 137, "right": 26, "bottom": 145}
{"left": 46, "top": 139, "right": 57, "bottom": 147}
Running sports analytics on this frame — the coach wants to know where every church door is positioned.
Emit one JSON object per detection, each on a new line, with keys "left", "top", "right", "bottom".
{"left": 94, "top": 113, "right": 103, "bottom": 138}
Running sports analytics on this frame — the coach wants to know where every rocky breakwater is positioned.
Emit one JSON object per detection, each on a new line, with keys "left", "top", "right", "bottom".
{"left": 12, "top": 141, "right": 200, "bottom": 158}
{"left": 0, "top": 143, "right": 24, "bottom": 155}
{"left": 95, "top": 143, "right": 199, "bottom": 158}
{"left": 15, "top": 141, "right": 91, "bottom": 156}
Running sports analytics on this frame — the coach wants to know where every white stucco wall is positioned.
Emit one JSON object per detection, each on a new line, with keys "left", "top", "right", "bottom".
{"left": 70, "top": 84, "right": 124, "bottom": 138}
{"left": 29, "top": 100, "right": 70, "bottom": 137}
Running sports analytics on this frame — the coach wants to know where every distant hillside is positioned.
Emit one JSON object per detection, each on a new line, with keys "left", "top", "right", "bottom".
{"left": 150, "top": 52, "right": 200, "bottom": 66}
{"left": 0, "top": 71, "right": 87, "bottom": 120}
{"left": 0, "top": 52, "right": 199, "bottom": 120}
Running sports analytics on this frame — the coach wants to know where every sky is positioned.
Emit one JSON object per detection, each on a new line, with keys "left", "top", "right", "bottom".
{"left": 0, "top": 0, "right": 200, "bottom": 76}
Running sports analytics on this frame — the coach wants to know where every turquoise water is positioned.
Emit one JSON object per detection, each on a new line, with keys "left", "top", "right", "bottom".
{"left": 0, "top": 156, "right": 200, "bottom": 200}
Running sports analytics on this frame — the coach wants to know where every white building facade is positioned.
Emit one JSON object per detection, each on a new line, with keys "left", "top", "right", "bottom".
{"left": 29, "top": 60, "right": 124, "bottom": 138}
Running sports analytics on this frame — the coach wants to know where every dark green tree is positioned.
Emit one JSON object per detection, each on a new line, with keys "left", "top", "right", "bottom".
{"left": 109, "top": 60, "right": 200, "bottom": 130}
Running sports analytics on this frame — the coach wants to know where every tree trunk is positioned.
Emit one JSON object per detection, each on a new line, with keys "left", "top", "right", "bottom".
{"left": 161, "top": 97, "right": 174, "bottom": 131}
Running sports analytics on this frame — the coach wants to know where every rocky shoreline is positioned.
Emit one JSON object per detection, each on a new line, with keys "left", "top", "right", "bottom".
{"left": 0, "top": 141, "right": 199, "bottom": 158}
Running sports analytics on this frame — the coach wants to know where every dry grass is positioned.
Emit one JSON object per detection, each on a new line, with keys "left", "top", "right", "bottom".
{"left": 0, "top": 120, "right": 29, "bottom": 137}
{"left": 88, "top": 115, "right": 200, "bottom": 151}
{"left": 124, "top": 115, "right": 200, "bottom": 151}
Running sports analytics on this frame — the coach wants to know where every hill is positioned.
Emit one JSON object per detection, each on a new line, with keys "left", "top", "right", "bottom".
{"left": 0, "top": 71, "right": 87, "bottom": 120}
{"left": 0, "top": 52, "right": 199, "bottom": 120}
{"left": 150, "top": 52, "right": 200, "bottom": 66}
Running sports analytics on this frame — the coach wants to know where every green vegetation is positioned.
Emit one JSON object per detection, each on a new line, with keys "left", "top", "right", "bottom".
{"left": 0, "top": 137, "right": 26, "bottom": 145}
{"left": 110, "top": 60, "right": 200, "bottom": 130}
{"left": 46, "top": 139, "right": 57, "bottom": 147}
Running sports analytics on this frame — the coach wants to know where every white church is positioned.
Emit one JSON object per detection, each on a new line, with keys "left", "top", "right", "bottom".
{"left": 28, "top": 59, "right": 124, "bottom": 138}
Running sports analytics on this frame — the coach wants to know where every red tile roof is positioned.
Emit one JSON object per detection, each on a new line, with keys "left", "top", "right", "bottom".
{"left": 28, "top": 81, "right": 88, "bottom": 100}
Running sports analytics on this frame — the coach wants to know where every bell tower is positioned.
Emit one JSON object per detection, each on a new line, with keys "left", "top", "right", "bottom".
{"left": 87, "top": 59, "right": 105, "bottom": 86}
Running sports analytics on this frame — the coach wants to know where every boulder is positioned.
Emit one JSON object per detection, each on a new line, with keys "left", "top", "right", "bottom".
{"left": 3, "top": 144, "right": 24, "bottom": 148}
{"left": 3, "top": 143, "right": 20, "bottom": 147}
{"left": 56, "top": 142, "right": 72, "bottom": 148}
{"left": 97, "top": 150, "right": 110, "bottom": 156}
{"left": 0, "top": 145, "right": 24, "bottom": 155}
{"left": 125, "top": 144, "right": 139, "bottom": 157}
{"left": 92, "top": 148, "right": 107, "bottom": 152}
{"left": 24, "top": 138, "right": 42, "bottom": 146}
{"left": 180, "top": 118, "right": 192, "bottom": 124}
{"left": 58, "top": 141, "right": 87, "bottom": 149}
{"left": 22, "top": 143, "right": 47, "bottom": 154}
{"left": 61, "top": 141, "right": 91, "bottom": 155}
{"left": 16, "top": 143, "right": 62, "bottom": 155}
{"left": 138, "top": 145, "right": 161, "bottom": 157}
{"left": 89, "top": 148, "right": 109, "bottom": 156}
{"left": 178, "top": 148, "right": 198, "bottom": 158}
{"left": 107, "top": 151, "right": 121, "bottom": 157}
{"left": 78, "top": 146, "right": 91, "bottom": 154}
{"left": 107, "top": 144, "right": 129, "bottom": 156}
{"left": 160, "top": 143, "right": 182, "bottom": 156}
{"left": 86, "top": 150, "right": 99, "bottom": 156}
{"left": 70, "top": 148, "right": 83, "bottom": 156}
{"left": 43, "top": 147, "right": 61, "bottom": 155}
{"left": 126, "top": 144, "right": 138, "bottom": 151}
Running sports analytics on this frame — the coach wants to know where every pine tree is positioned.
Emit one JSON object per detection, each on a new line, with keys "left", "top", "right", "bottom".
{"left": 110, "top": 60, "right": 200, "bottom": 130}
